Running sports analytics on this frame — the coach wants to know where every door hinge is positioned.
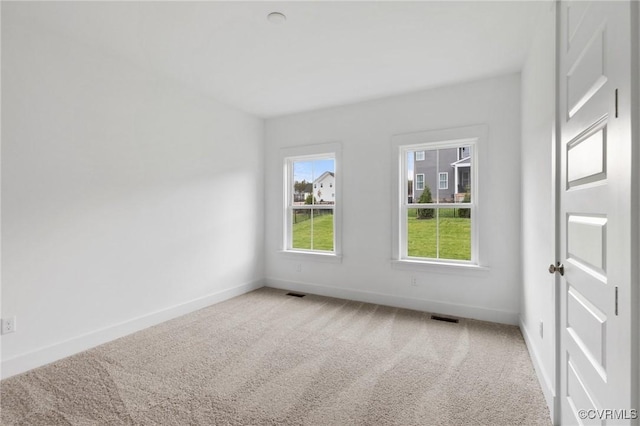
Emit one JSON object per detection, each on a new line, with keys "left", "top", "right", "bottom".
{"left": 615, "top": 286, "right": 619, "bottom": 316}
{"left": 615, "top": 89, "right": 619, "bottom": 118}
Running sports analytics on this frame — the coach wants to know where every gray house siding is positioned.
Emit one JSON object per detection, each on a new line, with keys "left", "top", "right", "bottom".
{"left": 413, "top": 146, "right": 471, "bottom": 203}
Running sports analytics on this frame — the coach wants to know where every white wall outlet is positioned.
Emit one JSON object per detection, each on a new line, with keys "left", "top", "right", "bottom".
{"left": 539, "top": 321, "right": 544, "bottom": 338}
{"left": 410, "top": 276, "right": 417, "bottom": 286}
{"left": 2, "top": 316, "right": 17, "bottom": 334}
{"left": 295, "top": 263, "right": 302, "bottom": 272}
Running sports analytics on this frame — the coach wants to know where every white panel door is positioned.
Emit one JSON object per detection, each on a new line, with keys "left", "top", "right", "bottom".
{"left": 558, "top": 1, "right": 633, "bottom": 425}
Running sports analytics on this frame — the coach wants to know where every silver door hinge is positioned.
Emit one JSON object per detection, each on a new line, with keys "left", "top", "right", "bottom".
{"left": 615, "top": 286, "right": 619, "bottom": 316}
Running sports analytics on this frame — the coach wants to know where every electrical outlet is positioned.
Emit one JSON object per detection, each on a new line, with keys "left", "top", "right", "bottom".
{"left": 539, "top": 321, "right": 544, "bottom": 338}
{"left": 410, "top": 276, "right": 417, "bottom": 286}
{"left": 2, "top": 317, "right": 16, "bottom": 335}
{"left": 295, "top": 263, "right": 302, "bottom": 273}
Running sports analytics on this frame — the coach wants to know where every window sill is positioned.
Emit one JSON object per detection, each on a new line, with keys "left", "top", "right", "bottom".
{"left": 391, "top": 259, "right": 490, "bottom": 275}
{"left": 278, "top": 250, "right": 343, "bottom": 263}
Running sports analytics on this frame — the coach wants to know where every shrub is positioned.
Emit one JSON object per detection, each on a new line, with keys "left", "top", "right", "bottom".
{"left": 417, "top": 186, "right": 435, "bottom": 219}
{"left": 458, "top": 192, "right": 471, "bottom": 218}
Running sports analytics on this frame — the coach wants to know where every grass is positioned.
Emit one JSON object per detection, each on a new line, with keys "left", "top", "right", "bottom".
{"left": 292, "top": 211, "right": 334, "bottom": 251}
{"left": 291, "top": 208, "right": 470, "bottom": 260}
{"left": 407, "top": 208, "right": 471, "bottom": 260}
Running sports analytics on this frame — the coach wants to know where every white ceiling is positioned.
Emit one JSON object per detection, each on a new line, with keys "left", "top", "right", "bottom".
{"left": 9, "top": 1, "right": 548, "bottom": 118}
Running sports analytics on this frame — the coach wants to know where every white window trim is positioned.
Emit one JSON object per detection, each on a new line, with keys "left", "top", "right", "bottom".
{"left": 415, "top": 151, "right": 425, "bottom": 161}
{"left": 439, "top": 172, "right": 449, "bottom": 190}
{"left": 415, "top": 173, "right": 425, "bottom": 190}
{"left": 279, "top": 142, "right": 342, "bottom": 260}
{"left": 391, "top": 125, "right": 488, "bottom": 272}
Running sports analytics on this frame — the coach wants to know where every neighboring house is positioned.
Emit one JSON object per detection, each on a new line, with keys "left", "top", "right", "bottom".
{"left": 413, "top": 146, "right": 471, "bottom": 203}
{"left": 313, "top": 171, "right": 335, "bottom": 204}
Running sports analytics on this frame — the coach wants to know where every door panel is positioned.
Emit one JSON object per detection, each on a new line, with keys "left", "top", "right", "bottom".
{"left": 566, "top": 121, "right": 606, "bottom": 188}
{"left": 567, "top": 215, "right": 607, "bottom": 274}
{"left": 559, "top": 1, "right": 632, "bottom": 424}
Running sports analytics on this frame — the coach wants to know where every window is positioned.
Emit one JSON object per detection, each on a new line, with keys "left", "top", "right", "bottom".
{"left": 405, "top": 144, "right": 474, "bottom": 262}
{"left": 458, "top": 146, "right": 470, "bottom": 160}
{"left": 415, "top": 151, "right": 425, "bottom": 161}
{"left": 439, "top": 172, "right": 448, "bottom": 190}
{"left": 281, "top": 143, "right": 341, "bottom": 257}
{"left": 392, "top": 126, "right": 483, "bottom": 267}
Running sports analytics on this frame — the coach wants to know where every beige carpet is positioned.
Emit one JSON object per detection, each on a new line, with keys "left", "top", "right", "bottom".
{"left": 1, "top": 288, "right": 550, "bottom": 425}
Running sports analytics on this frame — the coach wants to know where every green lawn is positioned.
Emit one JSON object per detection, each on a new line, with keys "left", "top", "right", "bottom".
{"left": 407, "top": 208, "right": 471, "bottom": 260}
{"left": 292, "top": 211, "right": 334, "bottom": 251}
{"left": 291, "top": 208, "right": 470, "bottom": 259}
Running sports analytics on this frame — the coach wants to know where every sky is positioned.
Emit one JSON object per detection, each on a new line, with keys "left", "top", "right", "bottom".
{"left": 407, "top": 153, "right": 414, "bottom": 180}
{"left": 293, "top": 159, "right": 335, "bottom": 183}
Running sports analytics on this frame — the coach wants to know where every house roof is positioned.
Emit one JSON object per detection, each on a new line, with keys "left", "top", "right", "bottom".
{"left": 313, "top": 171, "right": 335, "bottom": 183}
{"left": 450, "top": 156, "right": 471, "bottom": 167}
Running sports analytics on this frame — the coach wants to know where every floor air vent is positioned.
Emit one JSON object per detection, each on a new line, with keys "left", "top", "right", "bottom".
{"left": 431, "top": 315, "right": 459, "bottom": 324}
{"left": 286, "top": 292, "right": 306, "bottom": 298}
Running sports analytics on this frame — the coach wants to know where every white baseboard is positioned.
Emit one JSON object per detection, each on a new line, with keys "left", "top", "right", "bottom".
{"left": 519, "top": 316, "right": 556, "bottom": 424}
{"left": 265, "top": 277, "right": 519, "bottom": 325}
{"left": 1, "top": 279, "right": 264, "bottom": 380}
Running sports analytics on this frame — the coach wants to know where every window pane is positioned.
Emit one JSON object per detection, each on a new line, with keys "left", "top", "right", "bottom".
{"left": 291, "top": 208, "right": 334, "bottom": 251}
{"left": 438, "top": 208, "right": 471, "bottom": 260}
{"left": 407, "top": 208, "right": 437, "bottom": 258}
{"left": 312, "top": 209, "right": 334, "bottom": 251}
{"left": 292, "top": 159, "right": 335, "bottom": 206}
{"left": 312, "top": 159, "right": 335, "bottom": 205}
{"left": 435, "top": 148, "right": 455, "bottom": 202}
{"left": 292, "top": 161, "right": 313, "bottom": 204}
{"left": 292, "top": 209, "right": 312, "bottom": 249}
{"left": 411, "top": 149, "right": 437, "bottom": 204}
{"left": 454, "top": 145, "right": 472, "bottom": 203}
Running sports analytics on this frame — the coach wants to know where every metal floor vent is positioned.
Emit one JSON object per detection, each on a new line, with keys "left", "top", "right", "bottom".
{"left": 431, "top": 315, "right": 459, "bottom": 324}
{"left": 286, "top": 292, "right": 306, "bottom": 298}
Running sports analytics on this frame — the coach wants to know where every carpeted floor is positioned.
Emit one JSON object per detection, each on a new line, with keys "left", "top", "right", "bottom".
{"left": 1, "top": 288, "right": 550, "bottom": 425}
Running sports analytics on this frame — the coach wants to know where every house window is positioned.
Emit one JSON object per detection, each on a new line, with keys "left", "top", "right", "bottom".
{"left": 282, "top": 143, "right": 341, "bottom": 256}
{"left": 415, "top": 151, "right": 425, "bottom": 161}
{"left": 439, "top": 172, "right": 448, "bottom": 190}
{"left": 392, "top": 128, "right": 480, "bottom": 266}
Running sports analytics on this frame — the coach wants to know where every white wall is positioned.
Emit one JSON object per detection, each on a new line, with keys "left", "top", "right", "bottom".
{"left": 1, "top": 8, "right": 264, "bottom": 377}
{"left": 635, "top": 0, "right": 640, "bottom": 415}
{"left": 264, "top": 74, "right": 522, "bottom": 325}
{"left": 519, "top": 3, "right": 556, "bottom": 421}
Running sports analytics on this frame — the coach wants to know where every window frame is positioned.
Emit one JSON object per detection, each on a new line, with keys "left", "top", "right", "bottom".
{"left": 280, "top": 142, "right": 342, "bottom": 261}
{"left": 438, "top": 172, "right": 449, "bottom": 190}
{"left": 391, "top": 125, "right": 487, "bottom": 271}
{"left": 415, "top": 173, "right": 425, "bottom": 191}
{"left": 415, "top": 151, "right": 425, "bottom": 161}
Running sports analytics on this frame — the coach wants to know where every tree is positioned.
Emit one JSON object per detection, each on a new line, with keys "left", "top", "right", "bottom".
{"left": 294, "top": 180, "right": 308, "bottom": 196}
{"left": 417, "top": 186, "right": 434, "bottom": 219}
{"left": 305, "top": 194, "right": 316, "bottom": 205}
